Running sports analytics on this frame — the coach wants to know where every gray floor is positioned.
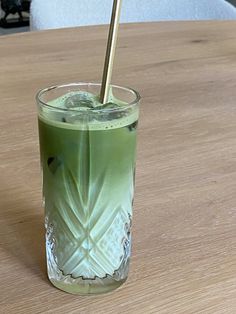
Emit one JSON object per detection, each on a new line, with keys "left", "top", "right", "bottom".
{"left": 227, "top": 0, "right": 236, "bottom": 6}
{"left": 0, "top": 26, "right": 29, "bottom": 35}
{"left": 0, "top": 11, "right": 29, "bottom": 35}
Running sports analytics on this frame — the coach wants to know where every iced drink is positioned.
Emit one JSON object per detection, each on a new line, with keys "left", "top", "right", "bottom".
{"left": 37, "top": 83, "right": 140, "bottom": 294}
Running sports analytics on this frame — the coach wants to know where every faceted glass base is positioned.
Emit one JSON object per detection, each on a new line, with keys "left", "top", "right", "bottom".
{"left": 49, "top": 277, "right": 127, "bottom": 295}
{"left": 45, "top": 207, "right": 132, "bottom": 295}
{"left": 46, "top": 234, "right": 130, "bottom": 294}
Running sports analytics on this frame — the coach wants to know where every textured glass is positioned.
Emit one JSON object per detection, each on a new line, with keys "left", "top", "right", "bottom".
{"left": 36, "top": 83, "right": 140, "bottom": 294}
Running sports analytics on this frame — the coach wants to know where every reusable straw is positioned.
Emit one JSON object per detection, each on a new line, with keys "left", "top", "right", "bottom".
{"left": 100, "top": 0, "right": 123, "bottom": 104}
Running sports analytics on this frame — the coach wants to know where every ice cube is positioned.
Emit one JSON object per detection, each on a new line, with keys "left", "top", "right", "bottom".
{"left": 93, "top": 102, "right": 126, "bottom": 121}
{"left": 65, "top": 113, "right": 89, "bottom": 124}
{"left": 127, "top": 120, "right": 138, "bottom": 131}
{"left": 61, "top": 93, "right": 127, "bottom": 123}
{"left": 65, "top": 92, "right": 97, "bottom": 109}
{"left": 47, "top": 156, "right": 62, "bottom": 174}
{"left": 94, "top": 102, "right": 120, "bottom": 110}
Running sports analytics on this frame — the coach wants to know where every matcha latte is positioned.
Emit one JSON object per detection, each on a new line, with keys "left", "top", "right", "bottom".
{"left": 37, "top": 83, "right": 140, "bottom": 294}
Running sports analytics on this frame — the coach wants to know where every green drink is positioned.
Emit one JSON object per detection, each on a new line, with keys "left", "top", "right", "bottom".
{"left": 37, "top": 83, "right": 140, "bottom": 294}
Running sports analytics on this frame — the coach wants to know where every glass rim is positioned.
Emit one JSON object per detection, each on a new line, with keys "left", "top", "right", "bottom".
{"left": 36, "top": 82, "right": 141, "bottom": 113}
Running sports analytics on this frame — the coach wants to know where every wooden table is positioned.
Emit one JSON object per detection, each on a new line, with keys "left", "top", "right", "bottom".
{"left": 1, "top": 21, "right": 236, "bottom": 313}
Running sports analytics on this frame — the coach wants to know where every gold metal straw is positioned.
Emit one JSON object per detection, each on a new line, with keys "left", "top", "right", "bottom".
{"left": 100, "top": 0, "right": 123, "bottom": 104}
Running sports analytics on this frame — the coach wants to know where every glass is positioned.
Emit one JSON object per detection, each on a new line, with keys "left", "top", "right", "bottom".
{"left": 36, "top": 83, "right": 140, "bottom": 294}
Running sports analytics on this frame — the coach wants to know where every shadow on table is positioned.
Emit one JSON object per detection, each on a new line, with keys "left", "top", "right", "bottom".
{"left": 0, "top": 192, "right": 48, "bottom": 282}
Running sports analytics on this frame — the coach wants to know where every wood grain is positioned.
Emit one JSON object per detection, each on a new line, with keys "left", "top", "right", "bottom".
{"left": 1, "top": 21, "right": 236, "bottom": 313}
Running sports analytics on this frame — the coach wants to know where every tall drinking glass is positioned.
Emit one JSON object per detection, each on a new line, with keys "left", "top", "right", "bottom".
{"left": 36, "top": 83, "right": 140, "bottom": 294}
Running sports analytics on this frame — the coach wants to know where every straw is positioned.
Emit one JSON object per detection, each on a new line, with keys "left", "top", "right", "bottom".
{"left": 100, "top": 0, "right": 123, "bottom": 104}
